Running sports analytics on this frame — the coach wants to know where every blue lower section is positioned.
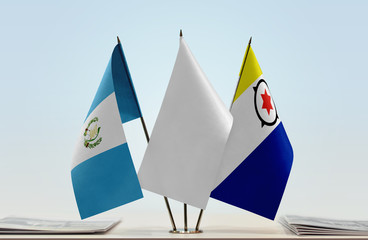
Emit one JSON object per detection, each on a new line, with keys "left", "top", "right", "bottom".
{"left": 211, "top": 122, "right": 293, "bottom": 220}
{"left": 72, "top": 144, "right": 143, "bottom": 219}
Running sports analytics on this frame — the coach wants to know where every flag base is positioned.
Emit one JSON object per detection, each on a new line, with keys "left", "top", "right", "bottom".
{"left": 165, "top": 202, "right": 204, "bottom": 234}
{"left": 169, "top": 229, "right": 203, "bottom": 234}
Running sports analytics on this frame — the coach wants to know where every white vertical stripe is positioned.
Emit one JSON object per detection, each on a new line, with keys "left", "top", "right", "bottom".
{"left": 71, "top": 93, "right": 127, "bottom": 169}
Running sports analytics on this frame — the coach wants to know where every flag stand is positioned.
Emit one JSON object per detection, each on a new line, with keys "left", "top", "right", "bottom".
{"left": 168, "top": 204, "right": 203, "bottom": 234}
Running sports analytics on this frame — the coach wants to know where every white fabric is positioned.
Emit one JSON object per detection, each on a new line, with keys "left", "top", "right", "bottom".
{"left": 138, "top": 38, "right": 233, "bottom": 209}
{"left": 214, "top": 76, "right": 280, "bottom": 187}
{"left": 71, "top": 93, "right": 126, "bottom": 169}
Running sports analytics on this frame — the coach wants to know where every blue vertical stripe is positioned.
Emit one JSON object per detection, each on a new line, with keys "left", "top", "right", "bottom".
{"left": 85, "top": 44, "right": 142, "bottom": 123}
{"left": 211, "top": 122, "right": 293, "bottom": 220}
{"left": 72, "top": 143, "right": 143, "bottom": 219}
{"left": 85, "top": 59, "right": 114, "bottom": 120}
{"left": 112, "top": 44, "right": 142, "bottom": 123}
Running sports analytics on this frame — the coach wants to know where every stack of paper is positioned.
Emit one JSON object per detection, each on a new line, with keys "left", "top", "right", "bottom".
{"left": 0, "top": 217, "right": 119, "bottom": 234}
{"left": 280, "top": 215, "right": 368, "bottom": 236}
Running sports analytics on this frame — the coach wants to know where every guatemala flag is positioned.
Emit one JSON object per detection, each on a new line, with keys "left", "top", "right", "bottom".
{"left": 211, "top": 41, "right": 293, "bottom": 220}
{"left": 71, "top": 41, "right": 143, "bottom": 219}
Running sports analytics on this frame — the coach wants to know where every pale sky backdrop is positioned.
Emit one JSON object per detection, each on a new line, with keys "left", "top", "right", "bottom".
{"left": 0, "top": 0, "right": 368, "bottom": 224}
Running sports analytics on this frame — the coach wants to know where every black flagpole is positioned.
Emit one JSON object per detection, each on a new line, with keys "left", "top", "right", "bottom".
{"left": 141, "top": 116, "right": 176, "bottom": 231}
{"left": 230, "top": 36, "right": 252, "bottom": 109}
{"left": 195, "top": 209, "right": 203, "bottom": 231}
{"left": 184, "top": 203, "right": 188, "bottom": 231}
{"left": 139, "top": 115, "right": 177, "bottom": 231}
{"left": 117, "top": 36, "right": 177, "bottom": 232}
{"left": 179, "top": 30, "right": 191, "bottom": 233}
{"left": 179, "top": 28, "right": 204, "bottom": 233}
{"left": 195, "top": 37, "right": 253, "bottom": 232}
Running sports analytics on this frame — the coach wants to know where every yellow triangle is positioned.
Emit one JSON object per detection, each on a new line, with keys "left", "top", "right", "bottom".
{"left": 233, "top": 46, "right": 263, "bottom": 103}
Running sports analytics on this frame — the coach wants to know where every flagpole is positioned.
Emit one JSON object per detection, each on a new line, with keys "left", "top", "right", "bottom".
{"left": 139, "top": 116, "right": 177, "bottom": 231}
{"left": 195, "top": 36, "right": 252, "bottom": 232}
{"left": 164, "top": 195, "right": 177, "bottom": 231}
{"left": 195, "top": 38, "right": 251, "bottom": 231}
{"left": 179, "top": 29, "right": 191, "bottom": 233}
{"left": 184, "top": 203, "right": 188, "bottom": 232}
{"left": 117, "top": 36, "right": 177, "bottom": 232}
{"left": 230, "top": 36, "right": 252, "bottom": 109}
{"left": 195, "top": 209, "right": 203, "bottom": 231}
{"left": 179, "top": 29, "right": 205, "bottom": 233}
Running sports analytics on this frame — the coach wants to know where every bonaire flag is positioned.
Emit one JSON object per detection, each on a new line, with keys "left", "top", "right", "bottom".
{"left": 71, "top": 41, "right": 143, "bottom": 219}
{"left": 211, "top": 40, "right": 293, "bottom": 220}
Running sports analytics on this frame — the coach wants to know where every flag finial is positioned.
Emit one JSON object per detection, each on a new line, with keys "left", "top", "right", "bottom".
{"left": 117, "top": 36, "right": 121, "bottom": 44}
{"left": 180, "top": 29, "right": 183, "bottom": 37}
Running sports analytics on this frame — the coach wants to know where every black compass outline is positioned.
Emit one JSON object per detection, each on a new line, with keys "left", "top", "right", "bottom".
{"left": 253, "top": 79, "right": 279, "bottom": 127}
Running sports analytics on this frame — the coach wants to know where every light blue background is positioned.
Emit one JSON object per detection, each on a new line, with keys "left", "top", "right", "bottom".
{"left": 0, "top": 0, "right": 367, "bottom": 221}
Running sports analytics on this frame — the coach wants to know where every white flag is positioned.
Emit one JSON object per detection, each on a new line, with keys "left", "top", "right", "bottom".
{"left": 138, "top": 37, "right": 232, "bottom": 209}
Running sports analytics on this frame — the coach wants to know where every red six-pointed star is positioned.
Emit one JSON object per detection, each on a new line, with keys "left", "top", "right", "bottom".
{"left": 261, "top": 89, "right": 273, "bottom": 115}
